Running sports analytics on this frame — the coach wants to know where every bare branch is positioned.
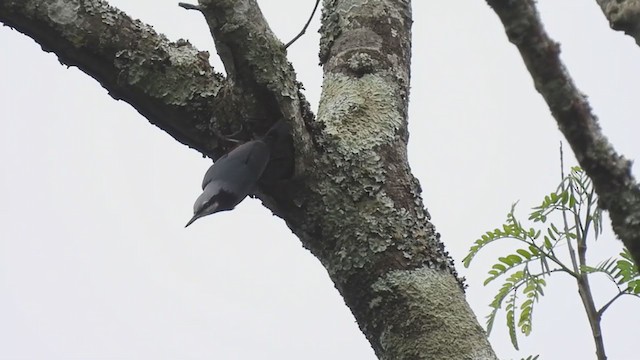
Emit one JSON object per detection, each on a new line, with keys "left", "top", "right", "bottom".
{"left": 487, "top": 0, "right": 640, "bottom": 268}
{"left": 178, "top": 2, "right": 202, "bottom": 12}
{"left": 598, "top": 291, "right": 625, "bottom": 317}
{"left": 284, "top": 0, "right": 320, "bottom": 48}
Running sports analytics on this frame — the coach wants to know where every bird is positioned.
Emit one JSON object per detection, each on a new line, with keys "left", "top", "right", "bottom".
{"left": 185, "top": 121, "right": 293, "bottom": 227}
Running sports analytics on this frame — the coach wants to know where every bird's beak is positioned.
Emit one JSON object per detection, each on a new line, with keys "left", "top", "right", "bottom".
{"left": 185, "top": 214, "right": 201, "bottom": 228}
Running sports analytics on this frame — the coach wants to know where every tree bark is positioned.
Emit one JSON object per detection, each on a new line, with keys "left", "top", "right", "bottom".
{"left": 595, "top": 0, "right": 640, "bottom": 45}
{"left": 486, "top": 0, "right": 640, "bottom": 268}
{"left": 308, "top": 1, "right": 496, "bottom": 358}
{"left": 0, "top": 0, "right": 497, "bottom": 358}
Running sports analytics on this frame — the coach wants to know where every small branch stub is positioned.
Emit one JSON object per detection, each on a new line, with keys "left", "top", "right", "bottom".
{"left": 178, "top": 2, "right": 202, "bottom": 12}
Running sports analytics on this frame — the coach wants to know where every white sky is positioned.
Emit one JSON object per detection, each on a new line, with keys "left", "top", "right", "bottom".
{"left": 1, "top": 1, "right": 638, "bottom": 359}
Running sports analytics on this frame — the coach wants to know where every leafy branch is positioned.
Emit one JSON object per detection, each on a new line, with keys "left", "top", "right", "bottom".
{"left": 464, "top": 166, "right": 639, "bottom": 358}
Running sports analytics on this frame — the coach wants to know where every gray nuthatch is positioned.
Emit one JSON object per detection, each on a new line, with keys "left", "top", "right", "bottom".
{"left": 185, "top": 121, "right": 292, "bottom": 227}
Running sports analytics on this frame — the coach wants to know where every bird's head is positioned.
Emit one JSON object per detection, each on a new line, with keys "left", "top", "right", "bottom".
{"left": 185, "top": 186, "right": 238, "bottom": 227}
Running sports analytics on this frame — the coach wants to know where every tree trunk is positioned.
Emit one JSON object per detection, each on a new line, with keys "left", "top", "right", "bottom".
{"left": 0, "top": 0, "right": 498, "bottom": 358}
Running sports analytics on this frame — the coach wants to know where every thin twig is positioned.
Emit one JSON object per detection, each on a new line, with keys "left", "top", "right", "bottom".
{"left": 598, "top": 292, "right": 624, "bottom": 317}
{"left": 560, "top": 142, "right": 580, "bottom": 274}
{"left": 211, "top": 119, "right": 244, "bottom": 145}
{"left": 559, "top": 144, "right": 607, "bottom": 360}
{"left": 511, "top": 236, "right": 578, "bottom": 277}
{"left": 284, "top": 0, "right": 321, "bottom": 48}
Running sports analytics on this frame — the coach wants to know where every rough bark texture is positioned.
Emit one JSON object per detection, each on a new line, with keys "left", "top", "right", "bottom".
{"left": 310, "top": 1, "right": 496, "bottom": 358}
{"left": 487, "top": 0, "right": 640, "bottom": 268}
{"left": 0, "top": 0, "right": 498, "bottom": 358}
{"left": 0, "top": 0, "right": 239, "bottom": 157}
{"left": 596, "top": 0, "right": 640, "bottom": 45}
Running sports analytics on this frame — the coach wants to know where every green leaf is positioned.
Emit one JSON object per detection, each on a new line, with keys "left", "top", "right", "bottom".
{"left": 529, "top": 245, "right": 540, "bottom": 255}
{"left": 506, "top": 254, "right": 523, "bottom": 265}
{"left": 484, "top": 255, "right": 526, "bottom": 285}
{"left": 464, "top": 164, "right": 615, "bottom": 352}
{"left": 485, "top": 309, "right": 498, "bottom": 335}
{"left": 463, "top": 231, "right": 500, "bottom": 267}
{"left": 516, "top": 248, "right": 533, "bottom": 260}
{"left": 508, "top": 278, "right": 529, "bottom": 349}
{"left": 628, "top": 280, "right": 640, "bottom": 294}
{"left": 611, "top": 249, "right": 640, "bottom": 293}
{"left": 499, "top": 256, "right": 513, "bottom": 266}
{"left": 507, "top": 304, "right": 519, "bottom": 350}
{"left": 620, "top": 248, "right": 635, "bottom": 262}
{"left": 486, "top": 272, "right": 525, "bottom": 335}
{"left": 582, "top": 252, "right": 640, "bottom": 294}
{"left": 492, "top": 264, "right": 507, "bottom": 272}
{"left": 520, "top": 299, "right": 533, "bottom": 309}
{"left": 523, "top": 283, "right": 535, "bottom": 294}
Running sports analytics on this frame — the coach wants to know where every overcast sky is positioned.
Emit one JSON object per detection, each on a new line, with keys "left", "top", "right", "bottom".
{"left": 1, "top": 1, "right": 638, "bottom": 359}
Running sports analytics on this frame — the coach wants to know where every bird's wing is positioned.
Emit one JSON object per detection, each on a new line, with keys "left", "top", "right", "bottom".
{"left": 201, "top": 152, "right": 229, "bottom": 189}
{"left": 240, "top": 140, "right": 270, "bottom": 177}
{"left": 201, "top": 141, "right": 270, "bottom": 189}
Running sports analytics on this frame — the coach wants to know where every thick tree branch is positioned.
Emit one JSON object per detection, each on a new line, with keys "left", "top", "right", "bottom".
{"left": 0, "top": 0, "right": 314, "bottom": 214}
{"left": 595, "top": 0, "right": 640, "bottom": 45}
{"left": 487, "top": 0, "right": 640, "bottom": 268}
{"left": 0, "top": 0, "right": 251, "bottom": 158}
{"left": 186, "top": 0, "right": 315, "bottom": 173}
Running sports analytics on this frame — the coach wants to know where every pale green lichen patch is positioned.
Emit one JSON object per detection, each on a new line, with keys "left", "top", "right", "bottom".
{"left": 311, "top": 180, "right": 402, "bottom": 276}
{"left": 113, "top": 35, "right": 221, "bottom": 107}
{"left": 310, "top": 70, "right": 421, "bottom": 277}
{"left": 334, "top": 0, "right": 405, "bottom": 23}
{"left": 371, "top": 267, "right": 497, "bottom": 360}
{"left": 319, "top": 0, "right": 341, "bottom": 63}
{"left": 347, "top": 52, "right": 378, "bottom": 75}
{"left": 46, "top": 0, "right": 79, "bottom": 25}
{"left": 166, "top": 40, "right": 202, "bottom": 67}
{"left": 318, "top": 72, "right": 401, "bottom": 152}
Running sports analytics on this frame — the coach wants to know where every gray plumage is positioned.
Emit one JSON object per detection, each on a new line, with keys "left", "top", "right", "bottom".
{"left": 185, "top": 121, "right": 292, "bottom": 227}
